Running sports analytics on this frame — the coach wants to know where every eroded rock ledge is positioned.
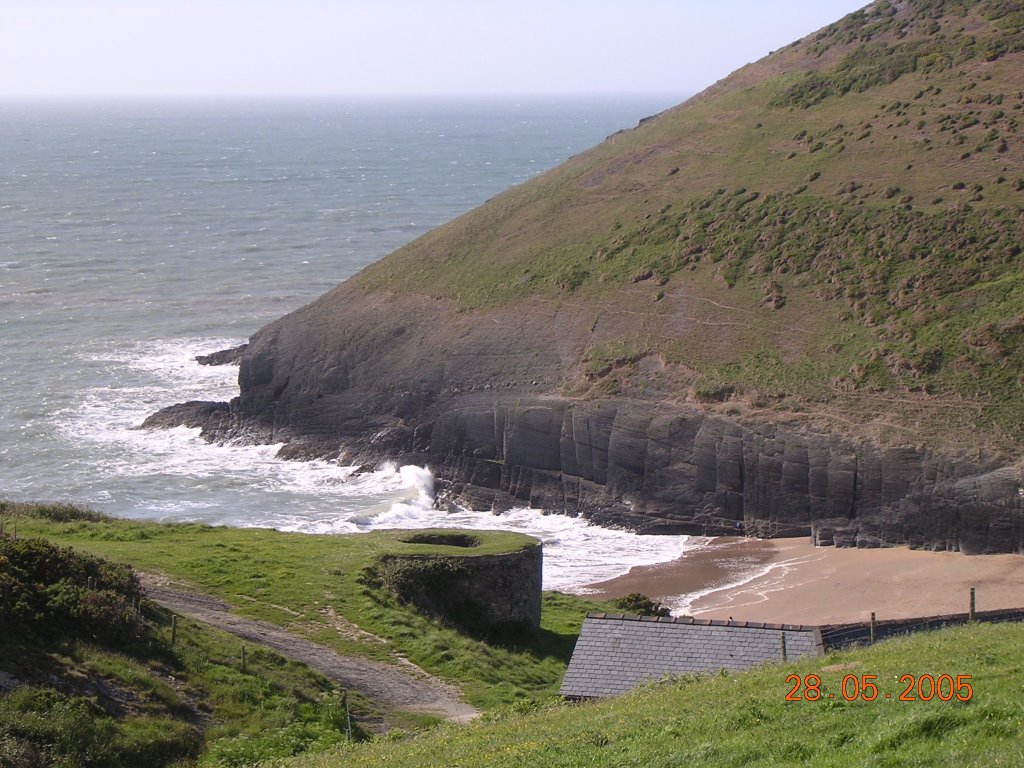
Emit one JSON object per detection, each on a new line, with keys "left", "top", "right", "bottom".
{"left": 196, "top": 344, "right": 248, "bottom": 366}
{"left": 144, "top": 395, "right": 1024, "bottom": 555}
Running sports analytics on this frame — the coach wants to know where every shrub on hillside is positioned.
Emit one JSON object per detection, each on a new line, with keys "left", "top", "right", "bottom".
{"left": 0, "top": 536, "right": 142, "bottom": 646}
{"left": 612, "top": 593, "right": 672, "bottom": 617}
{"left": 0, "top": 687, "right": 196, "bottom": 768}
{"left": 0, "top": 500, "right": 109, "bottom": 523}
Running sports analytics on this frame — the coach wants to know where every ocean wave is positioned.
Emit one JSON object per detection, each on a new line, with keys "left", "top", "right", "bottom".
{"left": 272, "top": 476, "right": 694, "bottom": 592}
{"left": 666, "top": 547, "right": 829, "bottom": 616}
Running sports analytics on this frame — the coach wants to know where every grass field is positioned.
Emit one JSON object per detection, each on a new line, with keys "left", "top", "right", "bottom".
{"left": 0, "top": 503, "right": 611, "bottom": 712}
{"left": 279, "top": 621, "right": 1024, "bottom": 768}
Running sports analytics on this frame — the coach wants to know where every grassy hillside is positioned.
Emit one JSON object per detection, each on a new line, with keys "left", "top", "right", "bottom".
{"left": 351, "top": 0, "right": 1024, "bottom": 450}
{"left": 281, "top": 621, "right": 1024, "bottom": 768}
{"left": 0, "top": 522, "right": 365, "bottom": 768}
{"left": 0, "top": 503, "right": 609, "bottom": 713}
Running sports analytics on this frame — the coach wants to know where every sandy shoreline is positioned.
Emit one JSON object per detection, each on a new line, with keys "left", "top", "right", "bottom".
{"left": 585, "top": 537, "right": 1024, "bottom": 625}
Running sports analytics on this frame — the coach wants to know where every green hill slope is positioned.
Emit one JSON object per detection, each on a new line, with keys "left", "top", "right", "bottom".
{"left": 281, "top": 621, "right": 1024, "bottom": 768}
{"left": 0, "top": 522, "right": 357, "bottom": 768}
{"left": 354, "top": 0, "right": 1024, "bottom": 444}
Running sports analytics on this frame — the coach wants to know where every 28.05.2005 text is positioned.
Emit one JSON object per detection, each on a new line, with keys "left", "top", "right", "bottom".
{"left": 785, "top": 673, "right": 973, "bottom": 702}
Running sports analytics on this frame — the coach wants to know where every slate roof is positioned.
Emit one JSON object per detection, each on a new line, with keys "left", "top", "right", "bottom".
{"left": 560, "top": 607, "right": 1024, "bottom": 699}
{"left": 560, "top": 613, "right": 823, "bottom": 699}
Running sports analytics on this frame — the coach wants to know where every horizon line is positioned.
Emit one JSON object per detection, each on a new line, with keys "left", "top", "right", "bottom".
{"left": 0, "top": 90, "right": 691, "bottom": 103}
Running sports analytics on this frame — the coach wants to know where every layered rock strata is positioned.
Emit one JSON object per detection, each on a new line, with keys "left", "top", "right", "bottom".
{"left": 146, "top": 389, "right": 1024, "bottom": 555}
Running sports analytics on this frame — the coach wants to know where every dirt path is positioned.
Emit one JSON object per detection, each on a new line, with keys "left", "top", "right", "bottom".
{"left": 139, "top": 574, "right": 479, "bottom": 723}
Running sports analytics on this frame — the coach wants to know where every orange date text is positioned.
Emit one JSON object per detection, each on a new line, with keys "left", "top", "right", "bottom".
{"left": 785, "top": 673, "right": 973, "bottom": 702}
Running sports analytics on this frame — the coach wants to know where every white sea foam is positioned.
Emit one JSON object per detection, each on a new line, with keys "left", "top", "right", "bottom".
{"left": 73, "top": 336, "right": 243, "bottom": 419}
{"left": 666, "top": 547, "right": 829, "bottom": 616}
{"left": 267, "top": 466, "right": 695, "bottom": 592}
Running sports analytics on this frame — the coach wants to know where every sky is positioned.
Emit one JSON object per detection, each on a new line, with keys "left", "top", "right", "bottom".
{"left": 0, "top": 1, "right": 870, "bottom": 100}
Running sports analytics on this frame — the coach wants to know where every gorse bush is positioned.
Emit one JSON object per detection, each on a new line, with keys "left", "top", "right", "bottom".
{"left": 612, "top": 593, "right": 672, "bottom": 617}
{"left": 0, "top": 536, "right": 142, "bottom": 646}
{"left": 772, "top": 0, "right": 1024, "bottom": 109}
{"left": 200, "top": 719, "right": 352, "bottom": 768}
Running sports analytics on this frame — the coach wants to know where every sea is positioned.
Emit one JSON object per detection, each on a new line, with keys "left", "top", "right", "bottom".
{"left": 0, "top": 96, "right": 714, "bottom": 597}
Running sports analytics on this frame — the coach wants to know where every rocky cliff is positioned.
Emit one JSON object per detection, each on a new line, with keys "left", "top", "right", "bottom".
{"left": 147, "top": 279, "right": 1024, "bottom": 554}
{"left": 147, "top": 0, "right": 1024, "bottom": 553}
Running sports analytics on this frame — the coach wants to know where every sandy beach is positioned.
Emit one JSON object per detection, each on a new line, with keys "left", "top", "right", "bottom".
{"left": 585, "top": 537, "right": 1024, "bottom": 625}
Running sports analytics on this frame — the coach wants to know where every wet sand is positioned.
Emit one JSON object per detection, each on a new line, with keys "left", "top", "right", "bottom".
{"left": 585, "top": 537, "right": 1024, "bottom": 625}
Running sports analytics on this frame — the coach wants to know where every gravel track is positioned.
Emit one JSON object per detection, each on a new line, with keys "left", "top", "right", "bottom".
{"left": 139, "top": 574, "right": 479, "bottom": 722}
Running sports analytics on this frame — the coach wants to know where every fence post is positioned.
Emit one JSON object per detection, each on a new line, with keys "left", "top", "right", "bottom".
{"left": 780, "top": 632, "right": 788, "bottom": 661}
{"left": 870, "top": 612, "right": 876, "bottom": 644}
{"left": 171, "top": 615, "right": 177, "bottom": 646}
{"left": 343, "top": 691, "right": 352, "bottom": 741}
{"left": 969, "top": 587, "right": 976, "bottom": 621}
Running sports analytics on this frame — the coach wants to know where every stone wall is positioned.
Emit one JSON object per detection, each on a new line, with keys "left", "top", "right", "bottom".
{"left": 376, "top": 539, "right": 542, "bottom": 631}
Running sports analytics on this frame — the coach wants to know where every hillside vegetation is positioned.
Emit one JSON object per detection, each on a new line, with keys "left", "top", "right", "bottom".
{"left": 280, "top": 620, "right": 1024, "bottom": 768}
{"left": 9, "top": 505, "right": 1022, "bottom": 767}
{"left": 0, "top": 513, "right": 360, "bottom": 768}
{"left": 1, "top": 503, "right": 608, "bottom": 716}
{"left": 352, "top": 0, "right": 1024, "bottom": 449}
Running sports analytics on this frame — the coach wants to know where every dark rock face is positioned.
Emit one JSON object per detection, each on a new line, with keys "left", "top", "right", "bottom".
{"left": 147, "top": 391, "right": 1024, "bottom": 555}
{"left": 145, "top": 286, "right": 1024, "bottom": 556}
{"left": 141, "top": 401, "right": 231, "bottom": 431}
{"left": 424, "top": 400, "right": 1024, "bottom": 555}
{"left": 196, "top": 344, "right": 248, "bottom": 366}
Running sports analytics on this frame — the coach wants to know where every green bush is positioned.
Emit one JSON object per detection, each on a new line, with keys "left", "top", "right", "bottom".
{"left": 200, "top": 720, "right": 350, "bottom": 767}
{"left": 0, "top": 501, "right": 109, "bottom": 523}
{"left": 0, "top": 536, "right": 142, "bottom": 646}
{"left": 612, "top": 593, "right": 671, "bottom": 618}
{"left": 0, "top": 687, "right": 196, "bottom": 768}
{"left": 693, "top": 378, "right": 735, "bottom": 403}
